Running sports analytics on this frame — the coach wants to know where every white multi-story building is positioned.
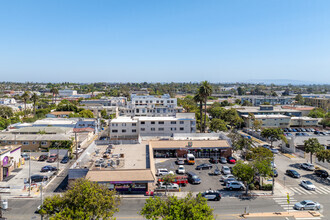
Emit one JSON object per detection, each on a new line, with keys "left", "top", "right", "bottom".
{"left": 120, "top": 94, "right": 182, "bottom": 117}
{"left": 59, "top": 89, "right": 78, "bottom": 97}
{"left": 80, "top": 97, "right": 127, "bottom": 107}
{"left": 0, "top": 98, "right": 16, "bottom": 105}
{"left": 109, "top": 113, "right": 196, "bottom": 139}
{"left": 238, "top": 96, "right": 295, "bottom": 106}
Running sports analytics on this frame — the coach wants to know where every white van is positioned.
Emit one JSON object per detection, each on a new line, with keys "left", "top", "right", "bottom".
{"left": 186, "top": 154, "right": 195, "bottom": 165}
{"left": 156, "top": 169, "right": 174, "bottom": 176}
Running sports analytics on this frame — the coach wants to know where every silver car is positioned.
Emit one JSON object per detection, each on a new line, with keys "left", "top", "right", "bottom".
{"left": 222, "top": 166, "right": 231, "bottom": 175}
{"left": 294, "top": 200, "right": 320, "bottom": 210}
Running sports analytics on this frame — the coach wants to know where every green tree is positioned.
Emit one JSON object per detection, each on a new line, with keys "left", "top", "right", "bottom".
{"left": 140, "top": 193, "right": 214, "bottom": 220}
{"left": 261, "top": 128, "right": 287, "bottom": 147}
{"left": 21, "top": 91, "right": 30, "bottom": 117}
{"left": 39, "top": 178, "right": 120, "bottom": 219}
{"left": 304, "top": 138, "right": 324, "bottom": 164}
{"left": 237, "top": 87, "right": 245, "bottom": 95}
{"left": 198, "top": 81, "right": 213, "bottom": 133}
{"left": 161, "top": 173, "right": 176, "bottom": 195}
{"left": 208, "top": 106, "right": 225, "bottom": 119}
{"left": 0, "top": 106, "right": 14, "bottom": 119}
{"left": 232, "top": 161, "right": 254, "bottom": 195}
{"left": 79, "top": 109, "right": 94, "bottom": 118}
{"left": 222, "top": 109, "right": 243, "bottom": 128}
{"left": 316, "top": 149, "right": 330, "bottom": 163}
{"left": 210, "top": 118, "right": 228, "bottom": 132}
{"left": 31, "top": 92, "right": 39, "bottom": 116}
{"left": 295, "top": 94, "right": 304, "bottom": 105}
{"left": 242, "top": 100, "right": 252, "bottom": 106}
{"left": 308, "top": 108, "right": 325, "bottom": 118}
{"left": 50, "top": 87, "right": 59, "bottom": 104}
{"left": 252, "top": 120, "right": 263, "bottom": 131}
{"left": 194, "top": 93, "right": 203, "bottom": 132}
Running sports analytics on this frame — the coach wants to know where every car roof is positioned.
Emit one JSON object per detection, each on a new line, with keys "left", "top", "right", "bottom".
{"left": 303, "top": 200, "right": 314, "bottom": 203}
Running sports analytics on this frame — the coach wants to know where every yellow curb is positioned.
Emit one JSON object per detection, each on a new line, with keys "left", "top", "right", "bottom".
{"left": 283, "top": 153, "right": 295, "bottom": 158}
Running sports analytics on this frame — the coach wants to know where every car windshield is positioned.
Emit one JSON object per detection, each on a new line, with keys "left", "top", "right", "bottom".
{"left": 300, "top": 201, "right": 307, "bottom": 205}
{"left": 292, "top": 171, "right": 298, "bottom": 174}
{"left": 192, "top": 175, "right": 199, "bottom": 179}
{"left": 306, "top": 181, "right": 313, "bottom": 185}
{"left": 224, "top": 167, "right": 229, "bottom": 170}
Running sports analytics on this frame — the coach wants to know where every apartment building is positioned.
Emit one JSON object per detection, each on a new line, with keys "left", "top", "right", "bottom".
{"left": 243, "top": 115, "right": 318, "bottom": 128}
{"left": 120, "top": 94, "right": 182, "bottom": 117}
{"left": 109, "top": 113, "right": 196, "bottom": 140}
{"left": 234, "top": 105, "right": 302, "bottom": 117}
{"left": 80, "top": 106, "right": 118, "bottom": 118}
{"left": 59, "top": 89, "right": 78, "bottom": 97}
{"left": 238, "top": 96, "right": 294, "bottom": 106}
{"left": 80, "top": 97, "right": 127, "bottom": 107}
{"left": 304, "top": 97, "right": 330, "bottom": 111}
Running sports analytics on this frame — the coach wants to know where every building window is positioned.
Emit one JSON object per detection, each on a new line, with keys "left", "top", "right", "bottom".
{"left": 132, "top": 123, "right": 136, "bottom": 126}
{"left": 23, "top": 142, "right": 29, "bottom": 145}
{"left": 122, "top": 129, "right": 126, "bottom": 133}
{"left": 158, "top": 128, "right": 164, "bottom": 131}
{"left": 112, "top": 130, "right": 118, "bottom": 133}
{"left": 180, "top": 121, "right": 184, "bottom": 124}
{"left": 151, "top": 128, "right": 155, "bottom": 131}
{"left": 8, "top": 141, "right": 11, "bottom": 144}
{"left": 180, "top": 127, "right": 184, "bottom": 131}
{"left": 132, "top": 129, "right": 136, "bottom": 133}
{"left": 41, "top": 141, "right": 47, "bottom": 145}
{"left": 151, "top": 121, "right": 155, "bottom": 124}
{"left": 158, "top": 121, "right": 164, "bottom": 124}
{"left": 141, "top": 121, "right": 145, "bottom": 125}
{"left": 32, "top": 141, "right": 37, "bottom": 145}
{"left": 171, "top": 127, "right": 176, "bottom": 131}
{"left": 141, "top": 128, "right": 145, "bottom": 131}
{"left": 171, "top": 121, "right": 176, "bottom": 124}
{"left": 122, "top": 123, "right": 126, "bottom": 126}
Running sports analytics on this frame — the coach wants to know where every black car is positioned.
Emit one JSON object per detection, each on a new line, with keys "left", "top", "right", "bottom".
{"left": 314, "top": 169, "right": 329, "bottom": 178}
{"left": 41, "top": 165, "right": 57, "bottom": 172}
{"left": 210, "top": 157, "right": 219, "bottom": 164}
{"left": 286, "top": 169, "right": 301, "bottom": 178}
{"left": 199, "top": 190, "right": 221, "bottom": 201}
{"left": 186, "top": 171, "right": 201, "bottom": 184}
{"left": 60, "top": 156, "right": 70, "bottom": 164}
{"left": 196, "top": 163, "right": 213, "bottom": 170}
{"left": 38, "top": 155, "right": 48, "bottom": 161}
{"left": 30, "top": 175, "right": 48, "bottom": 183}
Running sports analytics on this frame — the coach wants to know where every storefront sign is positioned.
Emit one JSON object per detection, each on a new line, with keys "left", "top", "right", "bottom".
{"left": 110, "top": 181, "right": 132, "bottom": 184}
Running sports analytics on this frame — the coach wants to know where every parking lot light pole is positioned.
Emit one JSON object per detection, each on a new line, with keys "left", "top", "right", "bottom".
{"left": 28, "top": 150, "right": 31, "bottom": 197}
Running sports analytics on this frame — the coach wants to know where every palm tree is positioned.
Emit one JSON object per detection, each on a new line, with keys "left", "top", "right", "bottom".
{"left": 21, "top": 91, "right": 30, "bottom": 117}
{"left": 31, "top": 93, "right": 39, "bottom": 117}
{"left": 194, "top": 93, "right": 203, "bottom": 132}
{"left": 50, "top": 87, "right": 59, "bottom": 104}
{"left": 198, "top": 81, "right": 213, "bottom": 133}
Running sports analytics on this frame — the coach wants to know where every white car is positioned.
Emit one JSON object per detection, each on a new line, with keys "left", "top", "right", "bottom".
{"left": 300, "top": 180, "right": 316, "bottom": 190}
{"left": 226, "top": 181, "right": 245, "bottom": 191}
{"left": 158, "top": 182, "right": 179, "bottom": 190}
{"left": 222, "top": 166, "right": 231, "bottom": 175}
{"left": 177, "top": 165, "right": 185, "bottom": 174}
{"left": 271, "top": 161, "right": 276, "bottom": 168}
{"left": 220, "top": 174, "right": 235, "bottom": 182}
{"left": 300, "top": 163, "right": 315, "bottom": 171}
{"left": 157, "top": 169, "right": 174, "bottom": 176}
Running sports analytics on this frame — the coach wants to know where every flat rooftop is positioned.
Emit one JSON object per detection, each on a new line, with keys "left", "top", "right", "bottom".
{"left": 33, "top": 118, "right": 78, "bottom": 125}
{"left": 86, "top": 169, "right": 155, "bottom": 182}
{"left": 149, "top": 140, "right": 230, "bottom": 149}
{"left": 0, "top": 134, "right": 72, "bottom": 141}
{"left": 111, "top": 117, "right": 138, "bottom": 123}
{"left": 242, "top": 115, "right": 290, "bottom": 119}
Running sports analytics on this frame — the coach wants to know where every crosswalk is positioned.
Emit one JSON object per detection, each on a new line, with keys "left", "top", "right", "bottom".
{"left": 273, "top": 196, "right": 299, "bottom": 213}
{"left": 289, "top": 186, "right": 330, "bottom": 195}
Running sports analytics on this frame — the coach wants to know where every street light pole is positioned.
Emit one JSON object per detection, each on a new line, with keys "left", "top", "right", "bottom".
{"left": 28, "top": 151, "right": 31, "bottom": 197}
{"left": 75, "top": 132, "right": 78, "bottom": 161}
{"left": 272, "top": 154, "right": 275, "bottom": 195}
{"left": 57, "top": 142, "right": 60, "bottom": 175}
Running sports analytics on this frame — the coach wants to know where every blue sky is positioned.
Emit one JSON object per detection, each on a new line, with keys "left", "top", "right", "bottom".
{"left": 0, "top": 0, "right": 329, "bottom": 84}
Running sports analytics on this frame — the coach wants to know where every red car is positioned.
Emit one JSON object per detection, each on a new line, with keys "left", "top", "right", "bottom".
{"left": 227, "top": 156, "right": 236, "bottom": 164}
{"left": 47, "top": 154, "right": 58, "bottom": 163}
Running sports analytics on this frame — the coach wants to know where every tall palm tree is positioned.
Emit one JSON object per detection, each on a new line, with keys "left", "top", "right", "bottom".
{"left": 21, "top": 91, "right": 30, "bottom": 117}
{"left": 193, "top": 93, "right": 203, "bottom": 132}
{"left": 198, "top": 81, "right": 213, "bottom": 133}
{"left": 50, "top": 87, "right": 59, "bottom": 104}
{"left": 31, "top": 93, "right": 39, "bottom": 117}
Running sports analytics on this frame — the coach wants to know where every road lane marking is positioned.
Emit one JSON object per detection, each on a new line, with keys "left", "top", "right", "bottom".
{"left": 290, "top": 187, "right": 302, "bottom": 195}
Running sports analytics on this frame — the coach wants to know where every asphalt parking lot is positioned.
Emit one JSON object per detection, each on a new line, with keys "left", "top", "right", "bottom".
{"left": 155, "top": 158, "right": 241, "bottom": 194}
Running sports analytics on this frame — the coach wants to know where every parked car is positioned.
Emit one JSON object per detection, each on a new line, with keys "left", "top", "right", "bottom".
{"left": 309, "top": 128, "right": 315, "bottom": 132}
{"left": 286, "top": 169, "right": 301, "bottom": 178}
{"left": 196, "top": 163, "right": 213, "bottom": 170}
{"left": 219, "top": 157, "right": 227, "bottom": 164}
{"left": 224, "top": 177, "right": 237, "bottom": 184}
{"left": 156, "top": 168, "right": 174, "bottom": 176}
{"left": 30, "top": 174, "right": 48, "bottom": 183}
{"left": 221, "top": 166, "right": 231, "bottom": 175}
{"left": 73, "top": 148, "right": 84, "bottom": 154}
{"left": 38, "top": 155, "right": 48, "bottom": 161}
{"left": 294, "top": 200, "right": 320, "bottom": 211}
{"left": 220, "top": 174, "right": 235, "bottom": 182}
{"left": 227, "top": 156, "right": 236, "bottom": 164}
{"left": 300, "top": 128, "right": 306, "bottom": 132}
{"left": 271, "top": 161, "right": 276, "bottom": 168}
{"left": 226, "top": 181, "right": 245, "bottom": 191}
{"left": 300, "top": 163, "right": 315, "bottom": 171}
{"left": 210, "top": 157, "right": 219, "bottom": 164}
{"left": 300, "top": 180, "right": 316, "bottom": 190}
{"left": 186, "top": 171, "right": 201, "bottom": 184}
{"left": 41, "top": 165, "right": 57, "bottom": 172}
{"left": 273, "top": 169, "right": 278, "bottom": 177}
{"left": 47, "top": 154, "right": 58, "bottom": 163}
{"left": 314, "top": 131, "right": 321, "bottom": 135}
{"left": 320, "top": 131, "right": 328, "bottom": 135}
{"left": 314, "top": 169, "right": 329, "bottom": 178}
{"left": 60, "top": 156, "right": 69, "bottom": 164}
{"left": 158, "top": 175, "right": 188, "bottom": 187}
{"left": 21, "top": 153, "right": 30, "bottom": 160}
{"left": 270, "top": 148, "right": 279, "bottom": 154}
{"left": 158, "top": 182, "right": 179, "bottom": 190}
{"left": 301, "top": 132, "right": 309, "bottom": 136}
{"left": 176, "top": 158, "right": 185, "bottom": 165}
{"left": 177, "top": 165, "right": 185, "bottom": 174}
{"left": 199, "top": 190, "right": 221, "bottom": 201}
{"left": 292, "top": 128, "right": 297, "bottom": 132}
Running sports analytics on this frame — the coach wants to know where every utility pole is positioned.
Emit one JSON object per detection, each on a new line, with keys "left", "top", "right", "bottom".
{"left": 57, "top": 142, "right": 60, "bottom": 175}
{"left": 272, "top": 154, "right": 275, "bottom": 195}
{"left": 28, "top": 151, "right": 31, "bottom": 197}
{"left": 75, "top": 131, "right": 78, "bottom": 161}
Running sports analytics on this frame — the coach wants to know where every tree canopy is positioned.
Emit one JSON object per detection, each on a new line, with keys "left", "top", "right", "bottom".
{"left": 140, "top": 193, "right": 214, "bottom": 220}
{"left": 210, "top": 118, "right": 228, "bottom": 132}
{"left": 261, "top": 128, "right": 286, "bottom": 146}
{"left": 304, "top": 138, "right": 324, "bottom": 163}
{"left": 308, "top": 108, "right": 325, "bottom": 118}
{"left": 316, "top": 149, "right": 330, "bottom": 163}
{"left": 40, "top": 178, "right": 120, "bottom": 220}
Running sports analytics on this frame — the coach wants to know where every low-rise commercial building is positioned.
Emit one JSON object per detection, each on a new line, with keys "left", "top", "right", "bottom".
{"left": 46, "top": 111, "right": 73, "bottom": 118}
{"left": 238, "top": 96, "right": 295, "bottom": 106}
{"left": 0, "top": 145, "right": 22, "bottom": 181}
